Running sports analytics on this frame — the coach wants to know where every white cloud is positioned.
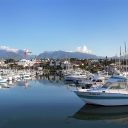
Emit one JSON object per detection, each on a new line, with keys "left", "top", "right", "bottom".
{"left": 0, "top": 45, "right": 18, "bottom": 52}
{"left": 75, "top": 45, "right": 92, "bottom": 54}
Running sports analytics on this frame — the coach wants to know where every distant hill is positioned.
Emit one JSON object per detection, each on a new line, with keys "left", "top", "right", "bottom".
{"left": 0, "top": 49, "right": 22, "bottom": 59}
{"left": 37, "top": 51, "right": 98, "bottom": 59}
{"left": 0, "top": 49, "right": 35, "bottom": 60}
{"left": 0, "top": 45, "right": 102, "bottom": 60}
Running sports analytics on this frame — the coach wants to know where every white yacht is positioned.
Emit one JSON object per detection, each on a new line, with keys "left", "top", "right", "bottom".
{"left": 75, "top": 82, "right": 128, "bottom": 106}
{"left": 64, "top": 71, "right": 87, "bottom": 82}
{"left": 22, "top": 74, "right": 31, "bottom": 80}
{"left": 0, "top": 76, "right": 7, "bottom": 83}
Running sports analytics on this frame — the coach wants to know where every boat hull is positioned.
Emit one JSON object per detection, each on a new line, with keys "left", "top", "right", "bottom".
{"left": 75, "top": 91, "right": 128, "bottom": 106}
{"left": 0, "top": 79, "right": 7, "bottom": 83}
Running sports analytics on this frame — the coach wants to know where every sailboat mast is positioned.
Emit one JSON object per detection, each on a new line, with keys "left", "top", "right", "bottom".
{"left": 119, "top": 46, "right": 121, "bottom": 71}
{"left": 124, "top": 42, "right": 127, "bottom": 73}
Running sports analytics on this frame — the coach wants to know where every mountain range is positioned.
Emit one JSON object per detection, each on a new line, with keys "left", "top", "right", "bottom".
{"left": 0, "top": 46, "right": 101, "bottom": 59}
{"left": 37, "top": 51, "right": 98, "bottom": 59}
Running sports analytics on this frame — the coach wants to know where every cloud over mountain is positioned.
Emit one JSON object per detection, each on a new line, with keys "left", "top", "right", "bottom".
{"left": 0, "top": 45, "right": 18, "bottom": 53}
{"left": 75, "top": 45, "right": 92, "bottom": 54}
{"left": 0, "top": 45, "right": 25, "bottom": 59}
{"left": 0, "top": 45, "right": 99, "bottom": 59}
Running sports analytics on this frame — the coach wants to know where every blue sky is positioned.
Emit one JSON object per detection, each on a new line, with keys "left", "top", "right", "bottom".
{"left": 0, "top": 0, "right": 128, "bottom": 57}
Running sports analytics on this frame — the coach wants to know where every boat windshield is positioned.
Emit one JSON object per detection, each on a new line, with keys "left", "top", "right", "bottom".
{"left": 102, "top": 82, "right": 128, "bottom": 89}
{"left": 102, "top": 82, "right": 112, "bottom": 89}
{"left": 109, "top": 82, "right": 128, "bottom": 89}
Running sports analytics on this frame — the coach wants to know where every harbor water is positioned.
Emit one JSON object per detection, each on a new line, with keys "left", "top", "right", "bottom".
{"left": 0, "top": 76, "right": 128, "bottom": 128}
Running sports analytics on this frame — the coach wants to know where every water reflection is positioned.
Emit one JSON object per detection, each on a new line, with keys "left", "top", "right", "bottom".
{"left": 0, "top": 78, "right": 83, "bottom": 128}
{"left": 0, "top": 76, "right": 128, "bottom": 128}
{"left": 17, "top": 80, "right": 30, "bottom": 88}
{"left": 0, "top": 75, "right": 65, "bottom": 90}
{"left": 24, "top": 80, "right": 29, "bottom": 88}
{"left": 36, "top": 75, "right": 64, "bottom": 86}
{"left": 73, "top": 104, "right": 128, "bottom": 122}
{"left": 36, "top": 75, "right": 63, "bottom": 81}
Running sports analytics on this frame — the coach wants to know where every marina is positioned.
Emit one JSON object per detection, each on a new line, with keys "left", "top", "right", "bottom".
{"left": 1, "top": 0, "right": 128, "bottom": 127}
{"left": 0, "top": 73, "right": 128, "bottom": 128}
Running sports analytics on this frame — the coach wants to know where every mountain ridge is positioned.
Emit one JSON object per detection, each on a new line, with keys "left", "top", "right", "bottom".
{"left": 37, "top": 50, "right": 98, "bottom": 59}
{"left": 0, "top": 45, "right": 105, "bottom": 59}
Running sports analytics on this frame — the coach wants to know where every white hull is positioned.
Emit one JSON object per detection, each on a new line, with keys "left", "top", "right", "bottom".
{"left": 75, "top": 91, "right": 128, "bottom": 106}
{"left": 0, "top": 79, "right": 7, "bottom": 83}
{"left": 80, "top": 97, "right": 128, "bottom": 106}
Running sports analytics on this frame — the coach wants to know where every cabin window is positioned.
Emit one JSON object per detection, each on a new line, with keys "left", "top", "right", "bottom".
{"left": 96, "top": 79, "right": 102, "bottom": 82}
{"left": 110, "top": 82, "right": 128, "bottom": 89}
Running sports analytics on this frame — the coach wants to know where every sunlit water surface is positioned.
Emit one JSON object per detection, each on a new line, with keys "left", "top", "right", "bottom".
{"left": 0, "top": 77, "right": 128, "bottom": 128}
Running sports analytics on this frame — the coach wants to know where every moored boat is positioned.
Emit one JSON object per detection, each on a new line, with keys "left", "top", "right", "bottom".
{"left": 0, "top": 76, "right": 7, "bottom": 83}
{"left": 75, "top": 82, "right": 128, "bottom": 106}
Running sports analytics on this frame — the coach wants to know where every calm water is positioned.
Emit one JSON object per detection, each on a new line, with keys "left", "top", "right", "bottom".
{"left": 0, "top": 76, "right": 128, "bottom": 128}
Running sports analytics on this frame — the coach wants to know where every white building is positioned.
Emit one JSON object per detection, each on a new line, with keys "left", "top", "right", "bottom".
{"left": 0, "top": 60, "right": 6, "bottom": 67}
{"left": 61, "top": 60, "right": 73, "bottom": 69}
{"left": 17, "top": 59, "right": 35, "bottom": 67}
{"left": 49, "top": 60, "right": 55, "bottom": 67}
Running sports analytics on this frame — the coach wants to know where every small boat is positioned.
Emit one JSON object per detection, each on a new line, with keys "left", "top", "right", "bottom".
{"left": 74, "top": 82, "right": 128, "bottom": 106}
{"left": 0, "top": 76, "right": 7, "bottom": 83}
{"left": 0, "top": 83, "right": 10, "bottom": 88}
{"left": 64, "top": 70, "right": 88, "bottom": 82}
{"left": 20, "top": 73, "right": 31, "bottom": 80}
{"left": 23, "top": 74, "right": 31, "bottom": 80}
